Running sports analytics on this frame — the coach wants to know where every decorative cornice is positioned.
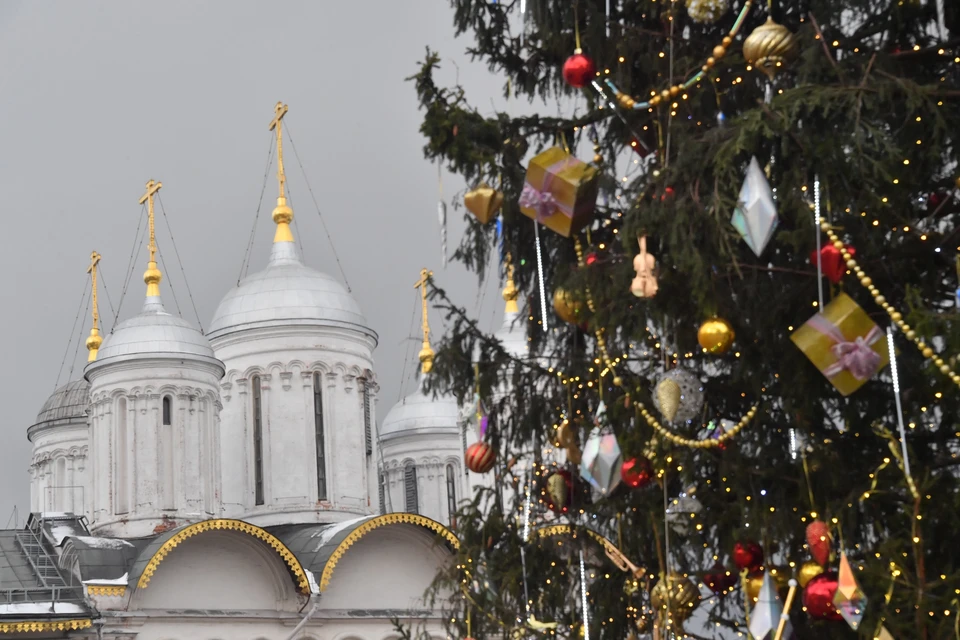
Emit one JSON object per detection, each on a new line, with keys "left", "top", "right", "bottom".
{"left": 319, "top": 513, "right": 459, "bottom": 591}
{"left": 208, "top": 320, "right": 378, "bottom": 350}
{"left": 87, "top": 584, "right": 126, "bottom": 597}
{"left": 0, "top": 619, "right": 92, "bottom": 634}
{"left": 136, "top": 518, "right": 310, "bottom": 594}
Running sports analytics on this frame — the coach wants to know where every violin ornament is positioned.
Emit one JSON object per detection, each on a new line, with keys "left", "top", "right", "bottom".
{"left": 630, "top": 235, "right": 659, "bottom": 298}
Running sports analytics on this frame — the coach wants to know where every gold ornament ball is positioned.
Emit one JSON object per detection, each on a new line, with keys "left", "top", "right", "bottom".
{"left": 743, "top": 17, "right": 799, "bottom": 79}
{"left": 651, "top": 573, "right": 700, "bottom": 623}
{"left": 698, "top": 318, "right": 736, "bottom": 354}
{"left": 744, "top": 572, "right": 763, "bottom": 602}
{"left": 956, "top": 175, "right": 960, "bottom": 189}
{"left": 798, "top": 561, "right": 823, "bottom": 588}
{"left": 555, "top": 420, "right": 577, "bottom": 448}
{"left": 553, "top": 288, "right": 583, "bottom": 325}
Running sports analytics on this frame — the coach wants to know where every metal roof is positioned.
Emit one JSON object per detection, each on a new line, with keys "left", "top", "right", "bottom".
{"left": 91, "top": 296, "right": 216, "bottom": 363}
{"left": 379, "top": 377, "right": 459, "bottom": 439}
{"left": 67, "top": 536, "right": 145, "bottom": 582}
{"left": 208, "top": 241, "right": 373, "bottom": 339}
{"left": 32, "top": 380, "right": 89, "bottom": 426}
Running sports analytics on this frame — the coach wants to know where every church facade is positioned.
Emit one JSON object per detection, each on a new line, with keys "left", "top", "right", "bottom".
{"left": 2, "top": 103, "right": 524, "bottom": 640}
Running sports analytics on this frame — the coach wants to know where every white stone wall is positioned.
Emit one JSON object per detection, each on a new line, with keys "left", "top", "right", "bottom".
{"left": 85, "top": 358, "right": 223, "bottom": 538}
{"left": 380, "top": 431, "right": 466, "bottom": 527}
{"left": 28, "top": 422, "right": 89, "bottom": 516}
{"left": 212, "top": 325, "right": 379, "bottom": 527}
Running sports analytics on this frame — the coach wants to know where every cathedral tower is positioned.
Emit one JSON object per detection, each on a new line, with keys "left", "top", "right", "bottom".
{"left": 208, "top": 103, "right": 379, "bottom": 526}
{"left": 85, "top": 181, "right": 224, "bottom": 537}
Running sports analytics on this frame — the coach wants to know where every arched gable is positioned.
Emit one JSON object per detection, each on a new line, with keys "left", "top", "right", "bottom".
{"left": 131, "top": 519, "right": 312, "bottom": 596}
{"left": 318, "top": 514, "right": 457, "bottom": 591}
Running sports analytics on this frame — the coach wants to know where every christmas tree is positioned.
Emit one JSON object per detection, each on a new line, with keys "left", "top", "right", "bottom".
{"left": 409, "top": 1, "right": 960, "bottom": 638}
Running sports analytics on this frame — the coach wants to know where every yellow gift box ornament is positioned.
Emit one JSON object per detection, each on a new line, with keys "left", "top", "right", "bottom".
{"left": 790, "top": 292, "right": 889, "bottom": 396}
{"left": 519, "top": 147, "right": 599, "bottom": 238}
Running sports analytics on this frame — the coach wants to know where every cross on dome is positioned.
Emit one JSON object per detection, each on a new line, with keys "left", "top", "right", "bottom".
{"left": 85, "top": 251, "right": 102, "bottom": 361}
{"left": 138, "top": 179, "right": 163, "bottom": 299}
{"left": 414, "top": 268, "right": 434, "bottom": 374}
{"left": 269, "top": 101, "right": 294, "bottom": 245}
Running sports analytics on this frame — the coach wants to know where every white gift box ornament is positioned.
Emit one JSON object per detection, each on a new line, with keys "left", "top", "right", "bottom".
{"left": 731, "top": 156, "right": 778, "bottom": 256}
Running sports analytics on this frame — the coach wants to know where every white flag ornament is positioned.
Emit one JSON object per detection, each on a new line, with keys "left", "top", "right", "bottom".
{"left": 731, "top": 156, "right": 778, "bottom": 256}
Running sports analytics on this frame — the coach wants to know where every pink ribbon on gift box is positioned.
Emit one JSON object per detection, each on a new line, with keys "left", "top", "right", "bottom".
{"left": 806, "top": 314, "right": 883, "bottom": 381}
{"left": 519, "top": 155, "right": 580, "bottom": 222}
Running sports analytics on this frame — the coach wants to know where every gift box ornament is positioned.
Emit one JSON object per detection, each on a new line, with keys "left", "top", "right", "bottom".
{"left": 790, "top": 292, "right": 889, "bottom": 396}
{"left": 519, "top": 146, "right": 599, "bottom": 238}
{"left": 731, "top": 156, "right": 778, "bottom": 256}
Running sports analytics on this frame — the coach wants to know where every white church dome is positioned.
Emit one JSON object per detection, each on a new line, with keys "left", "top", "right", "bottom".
{"left": 380, "top": 378, "right": 459, "bottom": 440}
{"left": 208, "top": 243, "right": 370, "bottom": 338}
{"left": 93, "top": 298, "right": 215, "bottom": 363}
{"left": 31, "top": 379, "right": 90, "bottom": 428}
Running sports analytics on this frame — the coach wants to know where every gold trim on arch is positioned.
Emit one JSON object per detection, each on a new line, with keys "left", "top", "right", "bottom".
{"left": 319, "top": 513, "right": 459, "bottom": 591}
{"left": 136, "top": 519, "right": 311, "bottom": 594}
{"left": 0, "top": 619, "right": 92, "bottom": 634}
{"left": 536, "top": 524, "right": 645, "bottom": 577}
{"left": 87, "top": 585, "right": 126, "bottom": 597}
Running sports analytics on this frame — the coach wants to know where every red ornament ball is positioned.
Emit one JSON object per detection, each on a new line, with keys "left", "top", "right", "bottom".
{"left": 562, "top": 51, "right": 596, "bottom": 88}
{"left": 810, "top": 244, "right": 855, "bottom": 285}
{"left": 660, "top": 186, "right": 676, "bottom": 201}
{"left": 465, "top": 442, "right": 495, "bottom": 473}
{"left": 621, "top": 457, "right": 654, "bottom": 489}
{"left": 732, "top": 540, "right": 764, "bottom": 571}
{"left": 704, "top": 562, "right": 737, "bottom": 595}
{"left": 802, "top": 571, "right": 842, "bottom": 620}
{"left": 586, "top": 252, "right": 598, "bottom": 266}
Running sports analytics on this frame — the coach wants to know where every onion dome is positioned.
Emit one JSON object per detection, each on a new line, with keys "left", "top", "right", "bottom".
{"left": 87, "top": 180, "right": 218, "bottom": 371}
{"left": 207, "top": 242, "right": 371, "bottom": 339}
{"left": 379, "top": 376, "right": 460, "bottom": 442}
{"left": 28, "top": 379, "right": 90, "bottom": 441}
{"left": 208, "top": 103, "right": 372, "bottom": 341}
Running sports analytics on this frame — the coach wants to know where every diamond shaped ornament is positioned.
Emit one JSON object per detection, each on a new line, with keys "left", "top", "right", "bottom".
{"left": 748, "top": 572, "right": 793, "bottom": 640}
{"left": 579, "top": 402, "right": 622, "bottom": 495}
{"left": 833, "top": 553, "right": 867, "bottom": 630}
{"left": 731, "top": 156, "right": 778, "bottom": 256}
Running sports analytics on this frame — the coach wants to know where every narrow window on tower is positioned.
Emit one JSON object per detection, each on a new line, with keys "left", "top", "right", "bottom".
{"left": 361, "top": 378, "right": 373, "bottom": 456}
{"left": 162, "top": 395, "right": 172, "bottom": 426}
{"left": 404, "top": 464, "right": 418, "bottom": 514}
{"left": 313, "top": 372, "right": 327, "bottom": 501}
{"left": 252, "top": 375, "right": 264, "bottom": 506}
{"left": 115, "top": 397, "right": 128, "bottom": 514}
{"left": 378, "top": 469, "right": 385, "bottom": 515}
{"left": 446, "top": 464, "right": 457, "bottom": 527}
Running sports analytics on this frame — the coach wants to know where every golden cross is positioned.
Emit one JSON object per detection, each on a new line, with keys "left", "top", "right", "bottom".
{"left": 269, "top": 102, "right": 289, "bottom": 198}
{"left": 414, "top": 268, "right": 435, "bottom": 373}
{"left": 138, "top": 180, "right": 162, "bottom": 263}
{"left": 85, "top": 251, "right": 103, "bottom": 361}
{"left": 86, "top": 251, "right": 101, "bottom": 331}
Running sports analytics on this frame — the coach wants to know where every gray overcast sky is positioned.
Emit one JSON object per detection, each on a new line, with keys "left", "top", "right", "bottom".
{"left": 0, "top": 0, "right": 511, "bottom": 522}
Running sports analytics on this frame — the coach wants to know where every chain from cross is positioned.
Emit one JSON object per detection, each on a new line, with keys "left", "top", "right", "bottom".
{"left": 139, "top": 180, "right": 163, "bottom": 263}
{"left": 269, "top": 102, "right": 289, "bottom": 198}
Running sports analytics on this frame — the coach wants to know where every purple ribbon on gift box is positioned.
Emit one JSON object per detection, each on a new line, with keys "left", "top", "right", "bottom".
{"left": 519, "top": 155, "right": 580, "bottom": 222}
{"left": 807, "top": 314, "right": 883, "bottom": 381}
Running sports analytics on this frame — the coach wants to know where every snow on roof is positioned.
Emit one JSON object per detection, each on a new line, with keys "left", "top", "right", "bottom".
{"left": 0, "top": 602, "right": 87, "bottom": 616}
{"left": 83, "top": 572, "right": 128, "bottom": 586}
{"left": 71, "top": 536, "right": 136, "bottom": 550}
{"left": 310, "top": 517, "right": 368, "bottom": 553}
